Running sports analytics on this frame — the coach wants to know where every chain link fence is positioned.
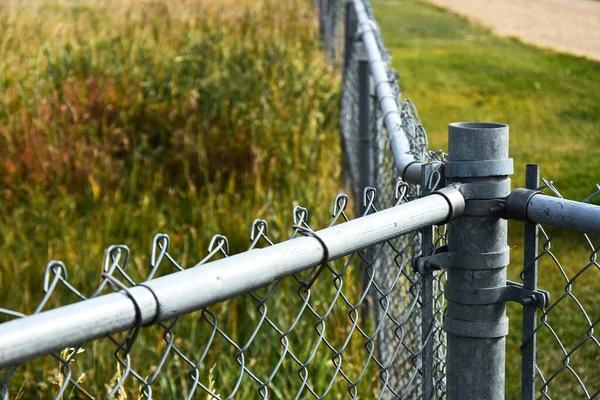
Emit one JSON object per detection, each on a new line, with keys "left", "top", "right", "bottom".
{"left": 0, "top": 0, "right": 599, "bottom": 399}
{"left": 330, "top": 0, "right": 448, "bottom": 397}
{"left": 1, "top": 0, "right": 449, "bottom": 398}
{"left": 520, "top": 178, "right": 600, "bottom": 399}
{"left": 324, "top": 0, "right": 600, "bottom": 398}
{"left": 0, "top": 190, "right": 450, "bottom": 399}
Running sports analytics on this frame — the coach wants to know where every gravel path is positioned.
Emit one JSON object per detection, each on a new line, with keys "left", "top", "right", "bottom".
{"left": 423, "top": 0, "right": 600, "bottom": 62}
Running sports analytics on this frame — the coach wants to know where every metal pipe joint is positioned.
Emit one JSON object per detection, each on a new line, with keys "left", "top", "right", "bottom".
{"left": 432, "top": 186, "right": 466, "bottom": 224}
{"left": 504, "top": 188, "right": 540, "bottom": 222}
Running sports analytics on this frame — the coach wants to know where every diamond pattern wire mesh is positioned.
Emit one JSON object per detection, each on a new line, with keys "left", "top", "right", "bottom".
{"left": 1, "top": 189, "right": 442, "bottom": 399}
{"left": 332, "top": 0, "right": 448, "bottom": 397}
{"left": 522, "top": 180, "right": 600, "bottom": 400}
{"left": 0, "top": 0, "right": 451, "bottom": 397}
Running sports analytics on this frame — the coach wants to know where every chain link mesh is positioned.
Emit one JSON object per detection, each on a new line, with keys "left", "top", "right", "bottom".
{"left": 1, "top": 191, "right": 445, "bottom": 399}
{"left": 522, "top": 180, "right": 600, "bottom": 400}
{"left": 0, "top": 0, "right": 450, "bottom": 397}
{"left": 325, "top": 0, "right": 447, "bottom": 397}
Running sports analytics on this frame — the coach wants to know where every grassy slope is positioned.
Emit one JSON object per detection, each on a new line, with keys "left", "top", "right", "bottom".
{"left": 373, "top": 0, "right": 600, "bottom": 398}
{"left": 374, "top": 0, "right": 600, "bottom": 202}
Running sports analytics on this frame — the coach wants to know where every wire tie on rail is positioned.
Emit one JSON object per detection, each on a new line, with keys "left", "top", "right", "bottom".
{"left": 101, "top": 273, "right": 143, "bottom": 356}
{"left": 292, "top": 225, "right": 330, "bottom": 290}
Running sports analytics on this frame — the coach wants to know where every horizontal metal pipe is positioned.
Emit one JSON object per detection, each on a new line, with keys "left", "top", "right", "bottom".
{"left": 526, "top": 194, "right": 600, "bottom": 236}
{"left": 0, "top": 190, "right": 464, "bottom": 368}
{"left": 352, "top": 0, "right": 423, "bottom": 184}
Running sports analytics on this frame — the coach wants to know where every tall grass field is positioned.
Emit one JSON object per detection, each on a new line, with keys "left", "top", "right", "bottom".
{"left": 0, "top": 0, "right": 348, "bottom": 397}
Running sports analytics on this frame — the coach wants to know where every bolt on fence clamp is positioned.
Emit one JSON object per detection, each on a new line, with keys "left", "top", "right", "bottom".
{"left": 412, "top": 245, "right": 449, "bottom": 274}
{"left": 444, "top": 281, "right": 550, "bottom": 309}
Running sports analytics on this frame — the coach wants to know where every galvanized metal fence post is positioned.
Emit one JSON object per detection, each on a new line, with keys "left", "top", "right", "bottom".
{"left": 444, "top": 122, "right": 513, "bottom": 400}
{"left": 343, "top": 1, "right": 356, "bottom": 78}
{"left": 357, "top": 41, "right": 373, "bottom": 195}
{"left": 522, "top": 164, "right": 540, "bottom": 400}
{"left": 357, "top": 39, "right": 376, "bottom": 313}
{"left": 421, "top": 163, "right": 438, "bottom": 400}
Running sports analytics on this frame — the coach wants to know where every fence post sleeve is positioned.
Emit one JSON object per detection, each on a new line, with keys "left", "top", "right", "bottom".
{"left": 444, "top": 122, "right": 513, "bottom": 400}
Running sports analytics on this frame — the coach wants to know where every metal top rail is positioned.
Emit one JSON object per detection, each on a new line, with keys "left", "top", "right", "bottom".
{"left": 506, "top": 189, "right": 600, "bottom": 236}
{"left": 352, "top": 0, "right": 423, "bottom": 184}
{"left": 0, "top": 188, "right": 464, "bottom": 369}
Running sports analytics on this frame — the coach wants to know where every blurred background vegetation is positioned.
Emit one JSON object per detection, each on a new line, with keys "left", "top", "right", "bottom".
{"left": 0, "top": 0, "right": 342, "bottom": 307}
{"left": 0, "top": 0, "right": 598, "bottom": 398}
{"left": 0, "top": 0, "right": 345, "bottom": 397}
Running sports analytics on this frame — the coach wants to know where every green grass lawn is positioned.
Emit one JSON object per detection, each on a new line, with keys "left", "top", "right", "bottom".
{"left": 373, "top": 0, "right": 600, "bottom": 397}
{"left": 374, "top": 0, "right": 600, "bottom": 203}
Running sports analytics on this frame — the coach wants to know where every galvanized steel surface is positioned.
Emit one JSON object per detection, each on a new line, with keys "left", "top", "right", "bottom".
{"left": 334, "top": 0, "right": 445, "bottom": 396}
{"left": 526, "top": 194, "right": 600, "bottom": 236}
{"left": 0, "top": 0, "right": 447, "bottom": 397}
{"left": 445, "top": 122, "right": 511, "bottom": 400}
{"left": 0, "top": 188, "right": 462, "bottom": 398}
{"left": 518, "top": 179, "right": 600, "bottom": 399}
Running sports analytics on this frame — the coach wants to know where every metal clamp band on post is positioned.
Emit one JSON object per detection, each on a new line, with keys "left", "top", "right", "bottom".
{"left": 463, "top": 199, "right": 506, "bottom": 217}
{"left": 413, "top": 246, "right": 510, "bottom": 274}
{"left": 445, "top": 159, "right": 514, "bottom": 178}
{"left": 444, "top": 280, "right": 550, "bottom": 308}
{"left": 455, "top": 179, "right": 513, "bottom": 200}
{"left": 444, "top": 316, "right": 509, "bottom": 339}
{"left": 356, "top": 40, "right": 368, "bottom": 62}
